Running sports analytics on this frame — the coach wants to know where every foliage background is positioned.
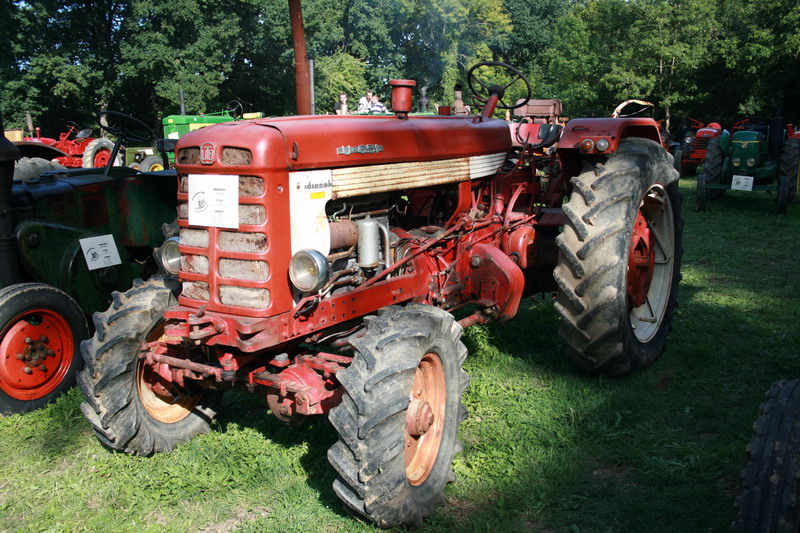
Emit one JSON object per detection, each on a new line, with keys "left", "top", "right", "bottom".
{"left": 2, "top": 0, "right": 799, "bottom": 134}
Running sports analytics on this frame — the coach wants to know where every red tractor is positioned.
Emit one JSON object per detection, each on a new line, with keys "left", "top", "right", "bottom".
{"left": 674, "top": 118, "right": 723, "bottom": 177}
{"left": 14, "top": 121, "right": 120, "bottom": 169}
{"left": 79, "top": 62, "right": 683, "bottom": 528}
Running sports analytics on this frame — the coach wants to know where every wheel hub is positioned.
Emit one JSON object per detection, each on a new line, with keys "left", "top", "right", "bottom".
{"left": 627, "top": 210, "right": 656, "bottom": 308}
{"left": 404, "top": 352, "right": 446, "bottom": 486}
{"left": 0, "top": 309, "right": 72, "bottom": 400}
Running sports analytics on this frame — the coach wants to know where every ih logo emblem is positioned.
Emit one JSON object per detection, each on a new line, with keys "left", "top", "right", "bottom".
{"left": 200, "top": 143, "right": 215, "bottom": 165}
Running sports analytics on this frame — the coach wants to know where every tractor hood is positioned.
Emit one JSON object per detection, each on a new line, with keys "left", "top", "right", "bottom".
{"left": 174, "top": 114, "right": 512, "bottom": 172}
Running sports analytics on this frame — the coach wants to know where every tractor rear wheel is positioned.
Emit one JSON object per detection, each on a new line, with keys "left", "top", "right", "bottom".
{"left": 703, "top": 136, "right": 726, "bottom": 200}
{"left": 328, "top": 304, "right": 469, "bottom": 528}
{"left": 731, "top": 380, "right": 800, "bottom": 532}
{"left": 779, "top": 137, "right": 800, "bottom": 203}
{"left": 778, "top": 174, "right": 791, "bottom": 215}
{"left": 82, "top": 138, "right": 121, "bottom": 168}
{"left": 0, "top": 283, "right": 88, "bottom": 414}
{"left": 555, "top": 138, "right": 683, "bottom": 376}
{"left": 78, "top": 279, "right": 220, "bottom": 455}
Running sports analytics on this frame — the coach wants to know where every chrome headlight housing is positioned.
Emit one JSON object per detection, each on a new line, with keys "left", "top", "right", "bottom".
{"left": 746, "top": 158, "right": 756, "bottom": 167}
{"left": 289, "top": 249, "right": 329, "bottom": 293}
{"left": 732, "top": 157, "right": 741, "bottom": 167}
{"left": 154, "top": 236, "right": 181, "bottom": 275}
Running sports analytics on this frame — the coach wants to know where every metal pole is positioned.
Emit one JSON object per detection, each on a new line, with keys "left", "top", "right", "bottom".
{"left": 288, "top": 0, "right": 312, "bottom": 115}
{"left": 309, "top": 58, "right": 316, "bottom": 115}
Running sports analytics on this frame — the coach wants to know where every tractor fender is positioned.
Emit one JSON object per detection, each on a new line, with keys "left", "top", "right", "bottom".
{"left": 718, "top": 129, "right": 732, "bottom": 154}
{"left": 557, "top": 117, "right": 663, "bottom": 179}
{"left": 13, "top": 141, "right": 68, "bottom": 161}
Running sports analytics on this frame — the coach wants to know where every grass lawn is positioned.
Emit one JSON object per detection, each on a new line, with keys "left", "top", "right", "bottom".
{"left": 1, "top": 178, "right": 798, "bottom": 532}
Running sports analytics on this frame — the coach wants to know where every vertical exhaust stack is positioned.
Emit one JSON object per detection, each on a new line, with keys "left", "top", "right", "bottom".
{"left": 288, "top": 0, "right": 312, "bottom": 115}
{"left": 390, "top": 80, "right": 416, "bottom": 119}
{"left": 0, "top": 111, "right": 21, "bottom": 287}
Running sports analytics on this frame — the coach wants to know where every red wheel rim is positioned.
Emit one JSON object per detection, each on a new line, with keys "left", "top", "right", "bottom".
{"left": 627, "top": 209, "right": 656, "bottom": 309}
{"left": 92, "top": 149, "right": 111, "bottom": 167}
{"left": 0, "top": 309, "right": 74, "bottom": 400}
{"left": 404, "top": 352, "right": 446, "bottom": 486}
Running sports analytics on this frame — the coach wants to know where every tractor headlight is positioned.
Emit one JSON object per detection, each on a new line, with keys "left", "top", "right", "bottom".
{"left": 732, "top": 157, "right": 741, "bottom": 167}
{"left": 596, "top": 138, "right": 610, "bottom": 152}
{"left": 289, "top": 249, "right": 329, "bottom": 293}
{"left": 746, "top": 158, "right": 756, "bottom": 167}
{"left": 580, "top": 138, "right": 595, "bottom": 152}
{"left": 155, "top": 236, "right": 181, "bottom": 275}
{"left": 685, "top": 136, "right": 694, "bottom": 145}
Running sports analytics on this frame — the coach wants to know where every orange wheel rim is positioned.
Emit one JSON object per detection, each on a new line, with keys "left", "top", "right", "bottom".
{"left": 136, "top": 321, "right": 199, "bottom": 423}
{"left": 405, "top": 352, "right": 446, "bottom": 486}
{"left": 0, "top": 309, "right": 74, "bottom": 400}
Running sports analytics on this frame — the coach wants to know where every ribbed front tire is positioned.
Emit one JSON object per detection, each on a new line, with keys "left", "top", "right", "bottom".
{"left": 328, "top": 304, "right": 469, "bottom": 528}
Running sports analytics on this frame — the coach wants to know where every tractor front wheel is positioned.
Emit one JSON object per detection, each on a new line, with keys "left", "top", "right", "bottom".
{"left": 672, "top": 148, "right": 683, "bottom": 178}
{"left": 328, "top": 304, "right": 469, "bottom": 528}
{"left": 138, "top": 155, "right": 165, "bottom": 172}
{"left": 697, "top": 172, "right": 708, "bottom": 211}
{"left": 0, "top": 283, "right": 88, "bottom": 414}
{"left": 731, "top": 380, "right": 800, "bottom": 532}
{"left": 703, "top": 136, "right": 726, "bottom": 201}
{"left": 78, "top": 279, "right": 220, "bottom": 455}
{"left": 555, "top": 138, "right": 683, "bottom": 376}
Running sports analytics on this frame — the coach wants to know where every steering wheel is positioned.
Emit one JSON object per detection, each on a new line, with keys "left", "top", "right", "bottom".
{"left": 227, "top": 100, "right": 244, "bottom": 118}
{"left": 467, "top": 61, "right": 532, "bottom": 110}
{"left": 97, "top": 110, "right": 153, "bottom": 144}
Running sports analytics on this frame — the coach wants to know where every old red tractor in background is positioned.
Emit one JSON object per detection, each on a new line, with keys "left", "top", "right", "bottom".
{"left": 79, "top": 62, "right": 683, "bottom": 528}
{"left": 673, "top": 118, "right": 723, "bottom": 177}
{"left": 13, "top": 120, "right": 120, "bottom": 173}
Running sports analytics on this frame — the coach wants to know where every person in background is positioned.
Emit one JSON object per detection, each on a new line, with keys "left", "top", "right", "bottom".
{"left": 357, "top": 90, "right": 374, "bottom": 113}
{"left": 335, "top": 93, "right": 348, "bottom": 115}
{"left": 369, "top": 94, "right": 388, "bottom": 114}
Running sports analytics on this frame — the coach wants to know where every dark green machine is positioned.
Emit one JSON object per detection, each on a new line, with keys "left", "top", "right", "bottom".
{"left": 0, "top": 111, "right": 180, "bottom": 414}
{"left": 697, "top": 116, "right": 800, "bottom": 213}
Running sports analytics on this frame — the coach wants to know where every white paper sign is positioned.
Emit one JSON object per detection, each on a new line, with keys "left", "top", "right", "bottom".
{"left": 731, "top": 175, "right": 754, "bottom": 192}
{"left": 289, "top": 170, "right": 332, "bottom": 255}
{"left": 187, "top": 174, "right": 240, "bottom": 229}
{"left": 79, "top": 234, "right": 122, "bottom": 271}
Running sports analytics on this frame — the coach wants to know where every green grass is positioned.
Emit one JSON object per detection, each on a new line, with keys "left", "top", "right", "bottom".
{"left": 1, "top": 179, "right": 799, "bottom": 532}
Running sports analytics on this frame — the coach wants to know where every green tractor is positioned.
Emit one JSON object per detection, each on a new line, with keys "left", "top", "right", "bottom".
{"left": 697, "top": 116, "right": 800, "bottom": 213}
{"left": 0, "top": 110, "right": 181, "bottom": 414}
{"left": 125, "top": 101, "right": 262, "bottom": 171}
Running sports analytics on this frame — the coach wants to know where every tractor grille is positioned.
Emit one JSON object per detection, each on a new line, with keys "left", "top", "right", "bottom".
{"left": 176, "top": 147, "right": 252, "bottom": 166}
{"left": 177, "top": 169, "right": 271, "bottom": 312}
{"left": 695, "top": 138, "right": 710, "bottom": 151}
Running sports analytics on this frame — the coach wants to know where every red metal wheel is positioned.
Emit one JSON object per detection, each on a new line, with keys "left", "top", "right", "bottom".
{"left": 627, "top": 209, "right": 656, "bottom": 309}
{"left": 405, "top": 351, "right": 447, "bottom": 486}
{"left": 0, "top": 308, "right": 74, "bottom": 401}
{"left": 136, "top": 320, "right": 200, "bottom": 424}
{"left": 92, "top": 149, "right": 111, "bottom": 167}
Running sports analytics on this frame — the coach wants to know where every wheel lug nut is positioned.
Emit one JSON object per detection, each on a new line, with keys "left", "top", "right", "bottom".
{"left": 23, "top": 367, "right": 32, "bottom": 374}
{"left": 25, "top": 337, "right": 33, "bottom": 345}
{"left": 15, "top": 353, "right": 24, "bottom": 360}
{"left": 46, "top": 350, "right": 54, "bottom": 356}
{"left": 40, "top": 336, "right": 48, "bottom": 343}
{"left": 38, "top": 365, "right": 47, "bottom": 372}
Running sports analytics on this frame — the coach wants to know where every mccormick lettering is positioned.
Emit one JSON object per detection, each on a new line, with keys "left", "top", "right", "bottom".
{"left": 304, "top": 181, "right": 332, "bottom": 190}
{"left": 336, "top": 144, "right": 384, "bottom": 156}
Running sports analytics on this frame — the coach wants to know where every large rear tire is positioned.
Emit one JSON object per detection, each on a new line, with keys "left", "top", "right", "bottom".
{"left": 731, "top": 380, "right": 800, "bottom": 532}
{"left": 0, "top": 283, "right": 88, "bottom": 415}
{"left": 78, "top": 278, "right": 220, "bottom": 455}
{"left": 779, "top": 137, "right": 799, "bottom": 203}
{"left": 327, "top": 304, "right": 469, "bottom": 528}
{"left": 703, "top": 136, "right": 726, "bottom": 200}
{"left": 81, "top": 138, "right": 121, "bottom": 168}
{"left": 555, "top": 138, "right": 683, "bottom": 376}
